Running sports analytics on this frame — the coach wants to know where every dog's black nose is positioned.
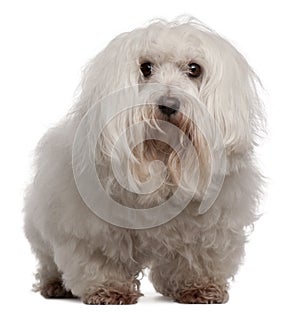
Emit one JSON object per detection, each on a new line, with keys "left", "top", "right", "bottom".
{"left": 158, "top": 96, "right": 180, "bottom": 116}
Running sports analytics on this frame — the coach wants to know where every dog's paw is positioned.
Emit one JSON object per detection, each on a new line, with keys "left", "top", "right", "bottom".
{"left": 39, "top": 280, "right": 75, "bottom": 299}
{"left": 174, "top": 282, "right": 229, "bottom": 304}
{"left": 83, "top": 288, "right": 142, "bottom": 305}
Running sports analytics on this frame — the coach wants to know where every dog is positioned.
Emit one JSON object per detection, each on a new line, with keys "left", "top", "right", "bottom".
{"left": 24, "top": 17, "right": 264, "bottom": 304}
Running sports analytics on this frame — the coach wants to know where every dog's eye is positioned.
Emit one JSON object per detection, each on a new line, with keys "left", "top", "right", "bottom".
{"left": 140, "top": 62, "right": 152, "bottom": 78}
{"left": 188, "top": 63, "right": 202, "bottom": 78}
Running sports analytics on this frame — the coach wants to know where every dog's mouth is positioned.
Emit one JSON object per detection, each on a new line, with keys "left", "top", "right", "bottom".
{"left": 137, "top": 108, "right": 193, "bottom": 161}
{"left": 156, "top": 108, "right": 184, "bottom": 128}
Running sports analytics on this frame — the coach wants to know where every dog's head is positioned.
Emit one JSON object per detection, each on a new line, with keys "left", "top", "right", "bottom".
{"left": 74, "top": 18, "right": 264, "bottom": 208}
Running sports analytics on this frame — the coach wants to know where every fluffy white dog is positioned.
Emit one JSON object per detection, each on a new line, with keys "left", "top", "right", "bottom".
{"left": 24, "top": 17, "right": 264, "bottom": 304}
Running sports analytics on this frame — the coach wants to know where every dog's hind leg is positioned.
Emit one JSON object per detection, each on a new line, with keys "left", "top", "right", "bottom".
{"left": 25, "top": 222, "right": 75, "bottom": 298}
{"left": 34, "top": 250, "right": 75, "bottom": 298}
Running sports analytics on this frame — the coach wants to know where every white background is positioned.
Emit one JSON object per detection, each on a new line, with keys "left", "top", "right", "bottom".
{"left": 0, "top": 0, "right": 299, "bottom": 310}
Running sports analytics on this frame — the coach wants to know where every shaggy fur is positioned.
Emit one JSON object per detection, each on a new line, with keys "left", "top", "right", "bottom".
{"left": 24, "top": 17, "right": 264, "bottom": 304}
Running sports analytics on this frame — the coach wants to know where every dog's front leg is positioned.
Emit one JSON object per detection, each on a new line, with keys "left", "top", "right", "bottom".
{"left": 149, "top": 225, "right": 247, "bottom": 304}
{"left": 53, "top": 239, "right": 142, "bottom": 304}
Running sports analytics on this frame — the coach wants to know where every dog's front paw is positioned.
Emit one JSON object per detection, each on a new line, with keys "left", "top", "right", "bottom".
{"left": 83, "top": 288, "right": 142, "bottom": 305}
{"left": 174, "top": 282, "right": 229, "bottom": 304}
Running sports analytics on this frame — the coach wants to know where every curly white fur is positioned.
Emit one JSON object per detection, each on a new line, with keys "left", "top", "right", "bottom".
{"left": 24, "top": 17, "right": 264, "bottom": 304}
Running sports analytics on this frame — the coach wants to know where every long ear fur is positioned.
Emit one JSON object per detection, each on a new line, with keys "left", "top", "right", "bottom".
{"left": 199, "top": 32, "right": 264, "bottom": 154}
{"left": 74, "top": 32, "right": 141, "bottom": 115}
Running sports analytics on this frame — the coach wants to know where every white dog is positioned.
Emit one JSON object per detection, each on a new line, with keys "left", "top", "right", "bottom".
{"left": 24, "top": 17, "right": 264, "bottom": 304}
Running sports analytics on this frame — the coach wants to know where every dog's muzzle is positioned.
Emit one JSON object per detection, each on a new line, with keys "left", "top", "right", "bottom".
{"left": 158, "top": 96, "right": 180, "bottom": 116}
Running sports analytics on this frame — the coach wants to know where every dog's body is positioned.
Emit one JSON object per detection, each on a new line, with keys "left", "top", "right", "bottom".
{"left": 24, "top": 18, "right": 264, "bottom": 304}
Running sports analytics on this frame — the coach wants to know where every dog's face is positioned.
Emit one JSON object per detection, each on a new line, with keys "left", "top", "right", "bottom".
{"left": 76, "top": 19, "right": 263, "bottom": 208}
{"left": 137, "top": 56, "right": 203, "bottom": 132}
{"left": 133, "top": 47, "right": 211, "bottom": 198}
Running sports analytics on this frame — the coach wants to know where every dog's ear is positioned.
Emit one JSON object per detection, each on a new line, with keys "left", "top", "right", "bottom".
{"left": 75, "top": 34, "right": 140, "bottom": 114}
{"left": 200, "top": 38, "right": 264, "bottom": 155}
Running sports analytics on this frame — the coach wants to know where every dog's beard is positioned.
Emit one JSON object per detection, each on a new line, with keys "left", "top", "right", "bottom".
{"left": 96, "top": 103, "right": 211, "bottom": 209}
{"left": 132, "top": 111, "right": 210, "bottom": 183}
